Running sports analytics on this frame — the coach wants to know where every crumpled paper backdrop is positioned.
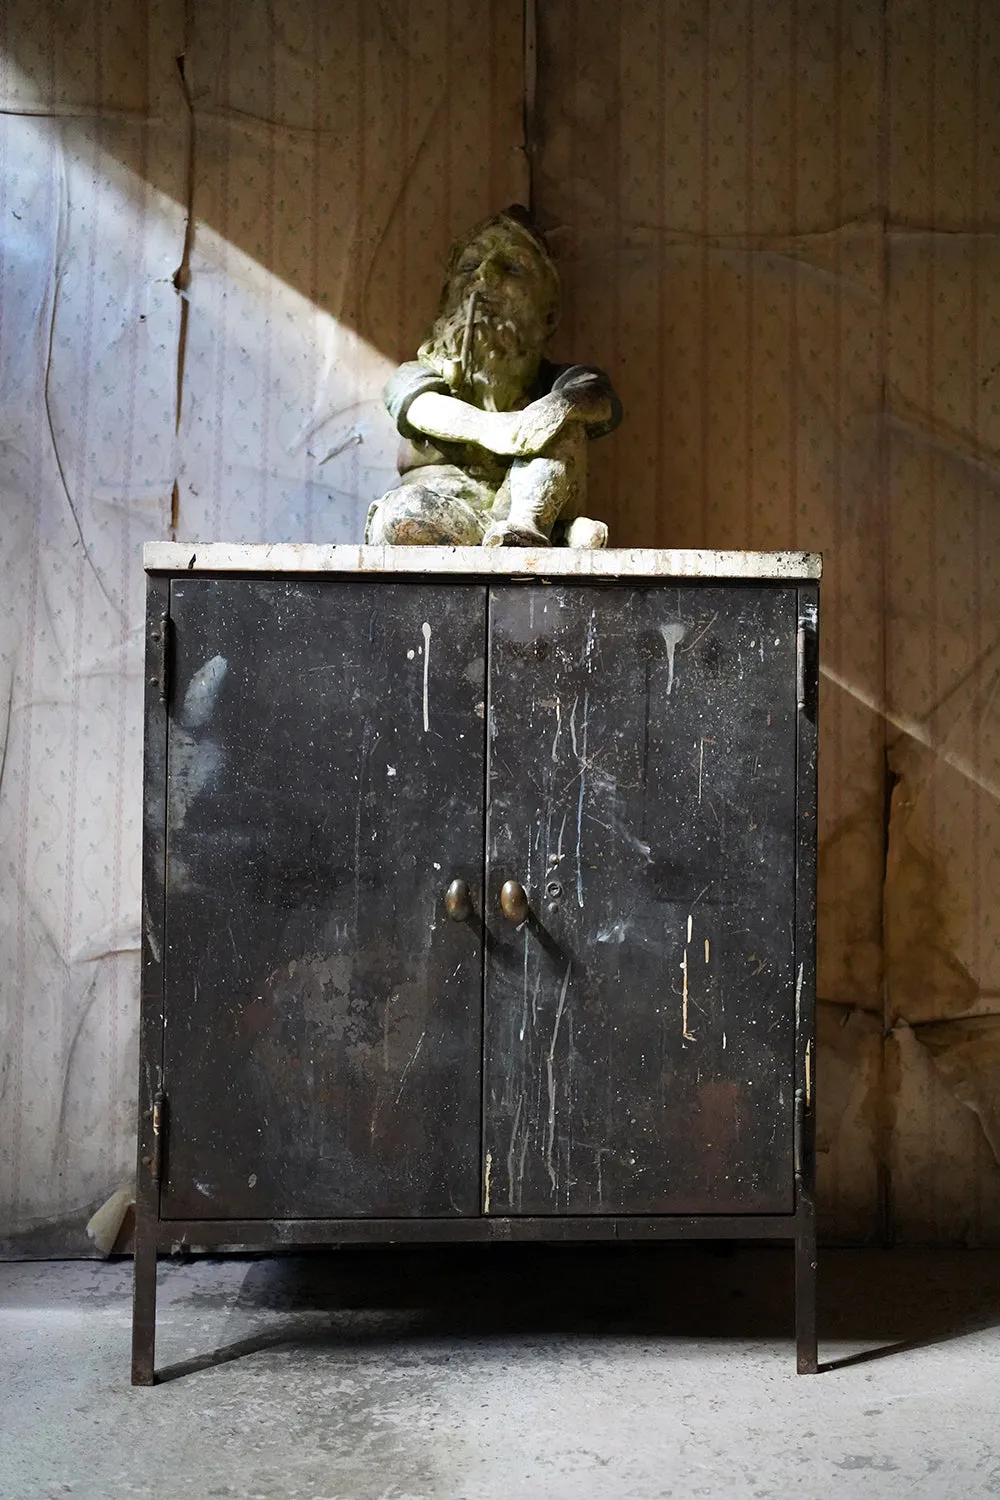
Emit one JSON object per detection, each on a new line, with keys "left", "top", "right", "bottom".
{"left": 1, "top": 0, "right": 998, "bottom": 1250}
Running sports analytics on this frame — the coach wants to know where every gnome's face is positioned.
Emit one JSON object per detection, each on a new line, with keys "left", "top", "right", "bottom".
{"left": 418, "top": 215, "right": 561, "bottom": 412}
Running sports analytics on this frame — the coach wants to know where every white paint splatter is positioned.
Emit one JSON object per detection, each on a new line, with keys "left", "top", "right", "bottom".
{"left": 585, "top": 607, "right": 597, "bottom": 668}
{"left": 395, "top": 1030, "right": 425, "bottom": 1103}
{"left": 659, "top": 622, "right": 688, "bottom": 696}
{"left": 353, "top": 722, "right": 372, "bottom": 938}
{"left": 681, "top": 949, "right": 695, "bottom": 1041}
{"left": 484, "top": 1150, "right": 492, "bottom": 1214}
{"left": 545, "top": 962, "right": 572, "bottom": 1192}
{"left": 421, "top": 621, "right": 431, "bottom": 731}
{"left": 575, "top": 690, "right": 589, "bottom": 908}
{"left": 387, "top": 764, "right": 397, "bottom": 776}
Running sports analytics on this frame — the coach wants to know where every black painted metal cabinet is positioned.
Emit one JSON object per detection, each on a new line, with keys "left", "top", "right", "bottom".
{"left": 135, "top": 552, "right": 819, "bottom": 1382}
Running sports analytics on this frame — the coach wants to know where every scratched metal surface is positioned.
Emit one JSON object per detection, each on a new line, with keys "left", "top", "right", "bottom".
{"left": 484, "top": 584, "right": 798, "bottom": 1216}
{"left": 159, "top": 579, "right": 486, "bottom": 1219}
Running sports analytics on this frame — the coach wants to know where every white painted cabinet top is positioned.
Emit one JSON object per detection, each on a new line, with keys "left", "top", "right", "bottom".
{"left": 144, "top": 543, "right": 822, "bottom": 580}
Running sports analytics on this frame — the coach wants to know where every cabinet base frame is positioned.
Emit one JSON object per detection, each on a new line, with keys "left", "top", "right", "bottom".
{"left": 130, "top": 1210, "right": 818, "bottom": 1384}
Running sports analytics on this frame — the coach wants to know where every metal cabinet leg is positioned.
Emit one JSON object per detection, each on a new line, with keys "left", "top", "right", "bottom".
{"left": 795, "top": 1206, "right": 818, "bottom": 1374}
{"left": 131, "top": 1219, "right": 158, "bottom": 1385}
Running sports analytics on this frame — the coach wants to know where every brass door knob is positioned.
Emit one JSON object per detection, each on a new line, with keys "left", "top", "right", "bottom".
{"left": 500, "top": 879, "right": 530, "bottom": 924}
{"left": 444, "top": 879, "right": 472, "bottom": 922}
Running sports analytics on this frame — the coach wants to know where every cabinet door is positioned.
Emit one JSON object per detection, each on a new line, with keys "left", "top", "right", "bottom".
{"left": 484, "top": 584, "right": 798, "bottom": 1215}
{"left": 160, "top": 580, "right": 486, "bottom": 1219}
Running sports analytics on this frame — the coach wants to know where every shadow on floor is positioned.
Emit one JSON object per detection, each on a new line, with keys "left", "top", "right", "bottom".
{"left": 152, "top": 1244, "right": 1000, "bottom": 1381}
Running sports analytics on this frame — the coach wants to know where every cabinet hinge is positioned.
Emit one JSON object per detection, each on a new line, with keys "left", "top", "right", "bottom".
{"left": 793, "top": 1086, "right": 805, "bottom": 1182}
{"left": 150, "top": 611, "right": 173, "bottom": 708}
{"left": 150, "top": 1091, "right": 167, "bottom": 1184}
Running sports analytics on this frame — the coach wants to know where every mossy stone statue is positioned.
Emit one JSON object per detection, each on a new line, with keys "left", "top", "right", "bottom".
{"left": 365, "top": 206, "right": 621, "bottom": 548}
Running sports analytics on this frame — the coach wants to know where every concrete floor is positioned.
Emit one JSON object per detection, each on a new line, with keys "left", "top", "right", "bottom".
{"left": 1, "top": 1247, "right": 999, "bottom": 1499}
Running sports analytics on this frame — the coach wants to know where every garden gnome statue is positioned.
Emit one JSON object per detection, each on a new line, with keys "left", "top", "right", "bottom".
{"left": 364, "top": 205, "right": 621, "bottom": 547}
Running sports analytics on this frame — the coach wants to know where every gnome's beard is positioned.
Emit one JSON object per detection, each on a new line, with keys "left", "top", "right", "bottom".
{"left": 418, "top": 295, "right": 543, "bottom": 413}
